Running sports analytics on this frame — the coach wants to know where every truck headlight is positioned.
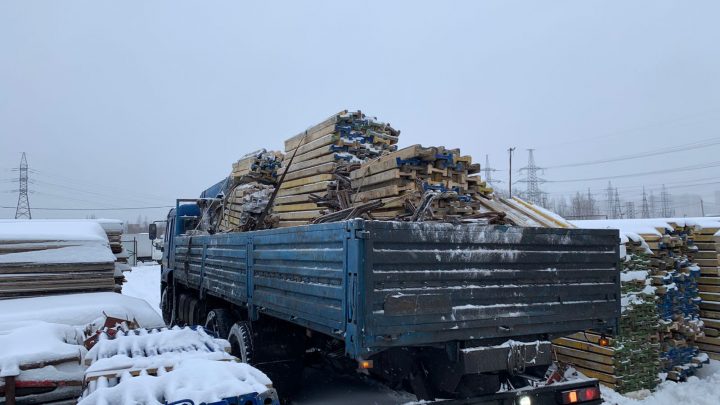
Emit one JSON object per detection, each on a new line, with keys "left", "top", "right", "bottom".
{"left": 517, "top": 395, "right": 532, "bottom": 405}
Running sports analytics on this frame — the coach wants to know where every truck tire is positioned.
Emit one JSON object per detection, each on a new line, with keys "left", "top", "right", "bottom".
{"left": 189, "top": 299, "right": 206, "bottom": 326}
{"left": 160, "top": 287, "right": 172, "bottom": 326}
{"left": 204, "top": 308, "right": 235, "bottom": 339}
{"left": 177, "top": 294, "right": 190, "bottom": 325}
{"left": 188, "top": 298, "right": 199, "bottom": 326}
{"left": 228, "top": 321, "right": 254, "bottom": 364}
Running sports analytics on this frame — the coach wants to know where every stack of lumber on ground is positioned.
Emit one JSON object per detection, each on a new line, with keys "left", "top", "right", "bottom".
{"left": 0, "top": 322, "right": 85, "bottom": 404}
{"left": 273, "top": 110, "right": 399, "bottom": 227}
{"left": 685, "top": 223, "right": 720, "bottom": 360}
{"left": 95, "top": 219, "right": 127, "bottom": 291}
{"left": 638, "top": 223, "right": 706, "bottom": 381}
{"left": 79, "top": 325, "right": 276, "bottom": 404}
{"left": 0, "top": 220, "right": 117, "bottom": 299}
{"left": 554, "top": 239, "right": 662, "bottom": 393}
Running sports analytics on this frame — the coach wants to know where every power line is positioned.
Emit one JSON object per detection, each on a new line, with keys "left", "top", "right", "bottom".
{"left": 0, "top": 205, "right": 173, "bottom": 211}
{"left": 32, "top": 179, "right": 167, "bottom": 206}
{"left": 547, "top": 160, "right": 720, "bottom": 183}
{"left": 546, "top": 137, "right": 720, "bottom": 169}
{"left": 542, "top": 106, "right": 720, "bottom": 148}
{"left": 32, "top": 169, "right": 170, "bottom": 202}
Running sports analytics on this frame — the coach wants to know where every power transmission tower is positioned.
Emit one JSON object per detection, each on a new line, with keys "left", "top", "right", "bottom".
{"left": 625, "top": 201, "right": 636, "bottom": 219}
{"left": 649, "top": 190, "right": 657, "bottom": 217}
{"left": 605, "top": 182, "right": 615, "bottom": 218}
{"left": 14, "top": 152, "right": 32, "bottom": 219}
{"left": 612, "top": 188, "right": 623, "bottom": 219}
{"left": 660, "top": 184, "right": 673, "bottom": 217}
{"left": 587, "top": 189, "right": 598, "bottom": 217}
{"left": 640, "top": 187, "right": 650, "bottom": 218}
{"left": 482, "top": 155, "right": 502, "bottom": 195}
{"left": 517, "top": 149, "right": 546, "bottom": 205}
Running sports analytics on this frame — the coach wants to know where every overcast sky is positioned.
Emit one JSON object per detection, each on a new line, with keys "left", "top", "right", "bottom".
{"left": 1, "top": 0, "right": 719, "bottom": 222}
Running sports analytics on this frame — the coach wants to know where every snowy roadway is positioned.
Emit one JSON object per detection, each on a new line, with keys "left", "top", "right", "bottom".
{"left": 122, "top": 265, "right": 720, "bottom": 405}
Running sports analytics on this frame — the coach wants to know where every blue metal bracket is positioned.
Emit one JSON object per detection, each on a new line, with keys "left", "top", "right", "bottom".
{"left": 343, "top": 220, "right": 364, "bottom": 359}
{"left": 246, "top": 238, "right": 258, "bottom": 321}
{"left": 395, "top": 157, "right": 427, "bottom": 167}
{"left": 199, "top": 243, "right": 208, "bottom": 299}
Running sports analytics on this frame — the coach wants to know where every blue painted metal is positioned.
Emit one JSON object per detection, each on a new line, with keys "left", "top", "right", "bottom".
{"left": 165, "top": 390, "right": 279, "bottom": 405}
{"left": 169, "top": 219, "right": 620, "bottom": 360}
{"left": 199, "top": 177, "right": 231, "bottom": 199}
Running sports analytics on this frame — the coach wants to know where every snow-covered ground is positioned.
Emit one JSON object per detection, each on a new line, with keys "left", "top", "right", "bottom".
{"left": 600, "top": 360, "right": 720, "bottom": 405}
{"left": 121, "top": 263, "right": 162, "bottom": 315}
{"left": 0, "top": 292, "right": 163, "bottom": 328}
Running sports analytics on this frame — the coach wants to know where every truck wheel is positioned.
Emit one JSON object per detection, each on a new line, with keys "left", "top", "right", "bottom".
{"left": 228, "top": 321, "right": 254, "bottom": 363}
{"left": 188, "top": 298, "right": 200, "bottom": 326}
{"left": 190, "top": 299, "right": 206, "bottom": 326}
{"left": 177, "top": 294, "right": 190, "bottom": 325}
{"left": 204, "top": 308, "right": 235, "bottom": 338}
{"left": 160, "top": 287, "right": 172, "bottom": 325}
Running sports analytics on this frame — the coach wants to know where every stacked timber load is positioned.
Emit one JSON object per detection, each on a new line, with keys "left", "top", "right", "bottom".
{"left": 639, "top": 224, "right": 706, "bottom": 381}
{"left": 215, "top": 150, "right": 283, "bottom": 232}
{"left": 347, "top": 144, "right": 496, "bottom": 222}
{"left": 554, "top": 237, "right": 662, "bottom": 393}
{"left": 273, "top": 110, "right": 399, "bottom": 227}
{"left": 231, "top": 149, "right": 283, "bottom": 184}
{"left": 219, "top": 183, "right": 277, "bottom": 231}
{"left": 687, "top": 223, "right": 720, "bottom": 360}
{"left": 0, "top": 220, "right": 117, "bottom": 299}
{"left": 95, "top": 219, "right": 128, "bottom": 290}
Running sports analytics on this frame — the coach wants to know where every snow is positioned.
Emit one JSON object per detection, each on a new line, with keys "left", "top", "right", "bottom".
{"left": 0, "top": 244, "right": 116, "bottom": 264}
{"left": 600, "top": 360, "right": 720, "bottom": 405}
{"left": 523, "top": 200, "right": 576, "bottom": 228}
{"left": 0, "top": 292, "right": 164, "bottom": 328}
{"left": 78, "top": 358, "right": 272, "bottom": 405}
{"left": 85, "top": 327, "right": 230, "bottom": 368}
{"left": 0, "top": 220, "right": 109, "bottom": 242}
{"left": 121, "top": 264, "right": 162, "bottom": 315}
{"left": 572, "top": 219, "right": 673, "bottom": 237}
{"left": 0, "top": 320, "right": 85, "bottom": 377}
{"left": 621, "top": 270, "right": 649, "bottom": 282}
{"left": 574, "top": 217, "right": 720, "bottom": 237}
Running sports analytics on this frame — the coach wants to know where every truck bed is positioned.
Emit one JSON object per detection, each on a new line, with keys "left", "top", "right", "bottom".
{"left": 172, "top": 220, "right": 620, "bottom": 358}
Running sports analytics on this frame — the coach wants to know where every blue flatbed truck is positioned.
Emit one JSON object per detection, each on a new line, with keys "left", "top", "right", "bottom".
{"left": 153, "top": 201, "right": 620, "bottom": 404}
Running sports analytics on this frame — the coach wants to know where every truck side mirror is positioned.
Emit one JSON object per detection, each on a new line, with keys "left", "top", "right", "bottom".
{"left": 149, "top": 223, "right": 157, "bottom": 240}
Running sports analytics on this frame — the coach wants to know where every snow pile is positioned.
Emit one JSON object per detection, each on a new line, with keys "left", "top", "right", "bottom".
{"left": 85, "top": 326, "right": 230, "bottom": 366}
{"left": 78, "top": 358, "right": 273, "bottom": 405}
{"left": 0, "top": 292, "right": 164, "bottom": 328}
{"left": 0, "top": 219, "right": 109, "bottom": 243}
{"left": 572, "top": 219, "right": 673, "bottom": 237}
{"left": 600, "top": 360, "right": 720, "bottom": 405}
{"left": 573, "top": 217, "right": 720, "bottom": 237}
{"left": 0, "top": 320, "right": 85, "bottom": 377}
{"left": 121, "top": 265, "right": 161, "bottom": 315}
{"left": 0, "top": 244, "right": 116, "bottom": 264}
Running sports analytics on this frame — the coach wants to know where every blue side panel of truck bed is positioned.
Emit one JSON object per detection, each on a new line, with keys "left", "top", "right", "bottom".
{"left": 171, "top": 220, "right": 620, "bottom": 359}
{"left": 357, "top": 221, "right": 620, "bottom": 356}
